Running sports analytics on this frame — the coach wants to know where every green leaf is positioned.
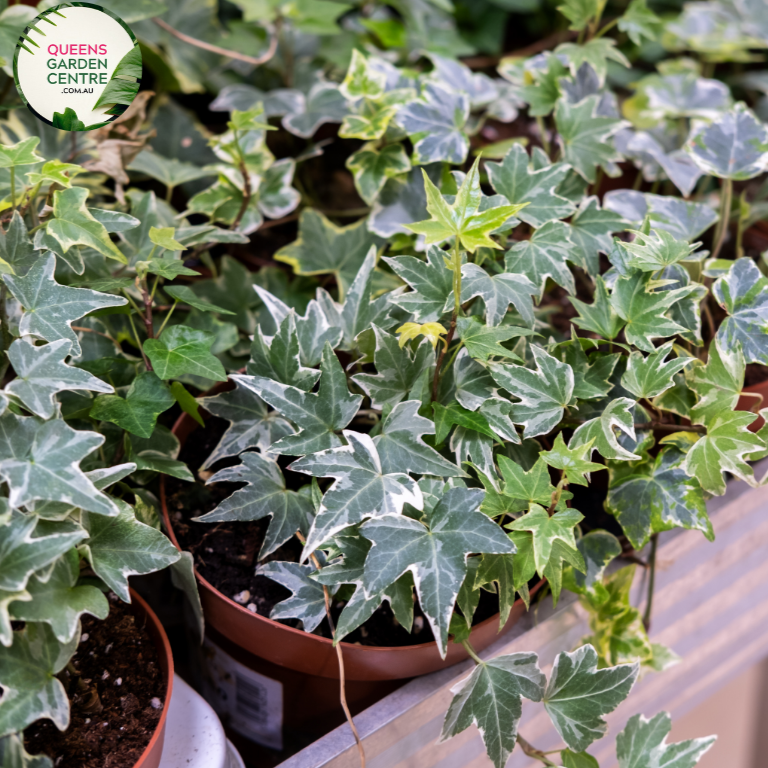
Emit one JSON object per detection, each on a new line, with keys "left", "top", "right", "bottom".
{"left": 541, "top": 432, "right": 605, "bottom": 486}
{"left": 456, "top": 316, "right": 532, "bottom": 362}
{"left": 93, "top": 45, "right": 142, "bottom": 110}
{"left": 610, "top": 271, "right": 697, "bottom": 353}
{"left": 141, "top": 258, "right": 198, "bottom": 279}
{"left": 9, "top": 551, "right": 108, "bottom": 643}
{"left": 607, "top": 447, "right": 712, "bottom": 549}
{"left": 80, "top": 499, "right": 180, "bottom": 602}
{"left": 196, "top": 452, "right": 313, "bottom": 557}
{"left": 0, "top": 413, "right": 118, "bottom": 517}
{"left": 339, "top": 49, "right": 386, "bottom": 100}
{"left": 433, "top": 401, "right": 497, "bottom": 442}
{"left": 274, "top": 209, "right": 383, "bottom": 301}
{"left": 683, "top": 411, "right": 764, "bottom": 495}
{"left": 505, "top": 220, "right": 576, "bottom": 299}
{"left": 687, "top": 103, "right": 768, "bottom": 180}
{"left": 361, "top": 487, "right": 515, "bottom": 657}
{"left": 621, "top": 342, "right": 694, "bottom": 399}
{"left": 521, "top": 53, "right": 568, "bottom": 117}
{"left": 258, "top": 561, "right": 326, "bottom": 633}
{"left": 374, "top": 400, "right": 465, "bottom": 477}
{"left": 558, "top": 0, "right": 600, "bottom": 31}
{"left": 440, "top": 653, "right": 545, "bottom": 768}
{"left": 618, "top": 0, "right": 663, "bottom": 45}
{"left": 457, "top": 264, "right": 537, "bottom": 327}
{"left": 571, "top": 530, "right": 622, "bottom": 594}
{"left": 5, "top": 338, "right": 112, "bottom": 420}
{"left": 47, "top": 187, "right": 126, "bottom": 263}
{"left": 489, "top": 346, "right": 575, "bottom": 438}
{"left": 90, "top": 371, "right": 175, "bottom": 439}
{"left": 473, "top": 553, "right": 518, "bottom": 628}
{"left": 25, "top": 160, "right": 85, "bottom": 190}
{"left": 385, "top": 246, "right": 454, "bottom": 323}
{"left": 713, "top": 258, "right": 768, "bottom": 365}
{"left": 396, "top": 83, "right": 470, "bottom": 165}
{"left": 507, "top": 503, "right": 584, "bottom": 576}
{"left": 149, "top": 226, "right": 184, "bottom": 252}
{"left": 0, "top": 732, "right": 53, "bottom": 767}
{"left": 571, "top": 276, "right": 625, "bottom": 340}
{"left": 567, "top": 197, "right": 626, "bottom": 274}
{"left": 496, "top": 455, "right": 558, "bottom": 512}
{"left": 486, "top": 144, "right": 576, "bottom": 228}
{"left": 405, "top": 161, "right": 526, "bottom": 252}
{"left": 144, "top": 325, "right": 227, "bottom": 382}
{"left": 562, "top": 750, "right": 599, "bottom": 768}
{"left": 572, "top": 397, "right": 642, "bottom": 461}
{"left": 346, "top": 144, "right": 411, "bottom": 205}
{"left": 292, "top": 431, "right": 422, "bottom": 556}
{"left": 554, "top": 95, "right": 627, "bottom": 182}
{"left": 617, "top": 711, "right": 715, "bottom": 768}
{"left": 0, "top": 137, "right": 42, "bottom": 169}
{"left": 281, "top": 81, "right": 348, "bottom": 139}
{"left": 233, "top": 344, "right": 362, "bottom": 455}
{"left": 51, "top": 109, "right": 88, "bottom": 132}
{"left": 688, "top": 337, "right": 745, "bottom": 426}
{"left": 543, "top": 644, "right": 638, "bottom": 752}
{"left": 623, "top": 228, "right": 699, "bottom": 272}
{"left": 352, "top": 326, "right": 433, "bottom": 408}
{"left": 124, "top": 435, "right": 193, "bottom": 482}
{"left": 199, "top": 380, "right": 294, "bottom": 469}
{"left": 128, "top": 151, "right": 214, "bottom": 188}
{"left": 164, "top": 285, "right": 235, "bottom": 315}
{"left": 0, "top": 212, "right": 34, "bottom": 277}
{"left": 0, "top": 511, "right": 85, "bottom": 593}
{"left": 3, "top": 253, "right": 127, "bottom": 357}
{"left": 555, "top": 39, "right": 630, "bottom": 87}
{"left": 0, "top": 623, "right": 77, "bottom": 737}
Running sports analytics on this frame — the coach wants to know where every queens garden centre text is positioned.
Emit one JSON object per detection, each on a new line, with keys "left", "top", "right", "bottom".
{"left": 46, "top": 44, "right": 109, "bottom": 85}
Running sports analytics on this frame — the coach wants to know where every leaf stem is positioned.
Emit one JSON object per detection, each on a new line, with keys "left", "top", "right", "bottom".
{"left": 535, "top": 115, "right": 551, "bottom": 158}
{"left": 461, "top": 639, "right": 484, "bottom": 665}
{"left": 516, "top": 734, "right": 559, "bottom": 766}
{"left": 642, "top": 533, "right": 659, "bottom": 631}
{"left": 9, "top": 166, "right": 15, "bottom": 212}
{"left": 593, "top": 16, "right": 618, "bottom": 38}
{"left": 126, "top": 310, "right": 152, "bottom": 371}
{"left": 711, "top": 178, "right": 732, "bottom": 260}
{"left": 156, "top": 299, "right": 178, "bottom": 339}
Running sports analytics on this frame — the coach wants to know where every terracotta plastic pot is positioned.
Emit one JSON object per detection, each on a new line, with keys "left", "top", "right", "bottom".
{"left": 131, "top": 589, "right": 174, "bottom": 768}
{"left": 162, "top": 408, "right": 539, "bottom": 682}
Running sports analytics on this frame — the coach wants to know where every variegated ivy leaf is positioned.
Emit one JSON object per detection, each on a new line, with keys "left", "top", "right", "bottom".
{"left": 616, "top": 712, "right": 715, "bottom": 768}
{"left": 0, "top": 511, "right": 85, "bottom": 594}
{"left": 340, "top": 49, "right": 386, "bottom": 101}
{"left": 259, "top": 158, "right": 301, "bottom": 220}
{"left": 543, "top": 644, "right": 638, "bottom": 752}
{"left": 80, "top": 499, "right": 180, "bottom": 602}
{"left": 688, "top": 337, "right": 745, "bottom": 426}
{"left": 0, "top": 137, "right": 43, "bottom": 170}
{"left": 571, "top": 398, "right": 641, "bottom": 461}
{"left": 3, "top": 253, "right": 127, "bottom": 357}
{"left": 571, "top": 276, "right": 625, "bottom": 340}
{"left": 232, "top": 344, "right": 362, "bottom": 456}
{"left": 352, "top": 326, "right": 433, "bottom": 409}
{"left": 687, "top": 103, "right": 768, "bottom": 180}
{"left": 557, "top": 0, "right": 600, "bottom": 31}
{"left": 252, "top": 284, "right": 343, "bottom": 367}
{"left": 0, "top": 412, "right": 118, "bottom": 517}
{"left": 346, "top": 144, "right": 411, "bottom": 206}
{"left": 426, "top": 52, "right": 498, "bottom": 111}
{"left": 274, "top": 209, "right": 383, "bottom": 301}
{"left": 610, "top": 271, "right": 699, "bottom": 353}
{"left": 0, "top": 212, "right": 35, "bottom": 277}
{"left": 571, "top": 530, "right": 622, "bottom": 594}
{"left": 0, "top": 732, "right": 53, "bottom": 767}
{"left": 505, "top": 220, "right": 576, "bottom": 299}
{"left": 405, "top": 160, "right": 525, "bottom": 252}
{"left": 683, "top": 411, "right": 765, "bottom": 495}
{"left": 385, "top": 245, "right": 454, "bottom": 323}
{"left": 90, "top": 371, "right": 174, "bottom": 439}
{"left": 489, "top": 346, "right": 575, "bottom": 438}
{"left": 618, "top": 0, "right": 663, "bottom": 44}
{"left": 644, "top": 73, "right": 731, "bottom": 121}
{"left": 5, "top": 338, "right": 112, "bottom": 420}
{"left": 556, "top": 337, "right": 619, "bottom": 400}
{"left": 621, "top": 342, "right": 695, "bottom": 399}
{"left": 541, "top": 432, "right": 605, "bottom": 486}
{"left": 623, "top": 228, "right": 700, "bottom": 272}
{"left": 396, "top": 83, "right": 470, "bottom": 165}
{"left": 339, "top": 101, "right": 398, "bottom": 142}
{"left": 488, "top": 455, "right": 558, "bottom": 516}
{"left": 280, "top": 81, "right": 348, "bottom": 139}
{"left": 555, "top": 39, "right": 630, "bottom": 87}
{"left": 374, "top": 400, "right": 465, "bottom": 478}
{"left": 196, "top": 452, "right": 313, "bottom": 558}
{"left": 9, "top": 550, "right": 108, "bottom": 643}
{"left": 258, "top": 561, "right": 326, "bottom": 633}
{"left": 713, "top": 258, "right": 768, "bottom": 365}
{"left": 456, "top": 316, "right": 532, "bottom": 362}
{"left": 0, "top": 622, "right": 77, "bottom": 737}
{"left": 607, "top": 447, "right": 712, "bottom": 550}
{"left": 566, "top": 197, "right": 626, "bottom": 274}
{"left": 247, "top": 312, "right": 321, "bottom": 391}
{"left": 200, "top": 380, "right": 294, "bottom": 469}
{"left": 554, "top": 95, "right": 628, "bottom": 183}
{"left": 361, "top": 487, "right": 515, "bottom": 657}
{"left": 293, "top": 431, "right": 423, "bottom": 557}
{"left": 453, "top": 349, "right": 495, "bottom": 412}
{"left": 455, "top": 263, "right": 537, "bottom": 327}
{"left": 520, "top": 53, "right": 568, "bottom": 117}
{"left": 144, "top": 325, "right": 227, "bottom": 382}
{"left": 439, "top": 652, "right": 545, "bottom": 768}
{"left": 485, "top": 144, "right": 576, "bottom": 228}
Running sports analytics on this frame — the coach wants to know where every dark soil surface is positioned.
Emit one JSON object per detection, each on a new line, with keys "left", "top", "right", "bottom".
{"left": 24, "top": 597, "right": 166, "bottom": 768}
{"left": 166, "top": 417, "right": 505, "bottom": 647}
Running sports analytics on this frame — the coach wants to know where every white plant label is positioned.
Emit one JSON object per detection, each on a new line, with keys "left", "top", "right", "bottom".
{"left": 200, "top": 637, "right": 284, "bottom": 751}
{"left": 13, "top": 3, "right": 141, "bottom": 132}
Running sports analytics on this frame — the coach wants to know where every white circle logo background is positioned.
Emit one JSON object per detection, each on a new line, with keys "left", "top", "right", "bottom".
{"left": 15, "top": 4, "right": 137, "bottom": 130}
